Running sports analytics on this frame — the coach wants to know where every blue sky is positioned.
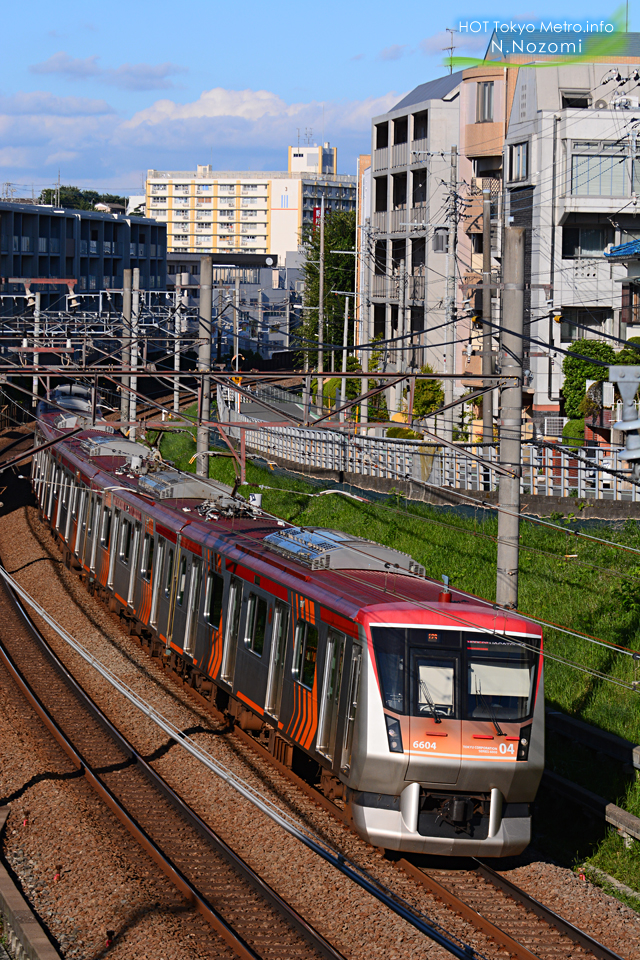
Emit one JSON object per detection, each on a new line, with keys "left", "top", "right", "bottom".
{"left": 0, "top": 0, "right": 630, "bottom": 195}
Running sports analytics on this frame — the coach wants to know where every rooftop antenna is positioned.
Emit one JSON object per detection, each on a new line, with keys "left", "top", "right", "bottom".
{"left": 296, "top": 127, "right": 301, "bottom": 150}
{"left": 305, "top": 127, "right": 313, "bottom": 146}
{"left": 444, "top": 27, "right": 457, "bottom": 74}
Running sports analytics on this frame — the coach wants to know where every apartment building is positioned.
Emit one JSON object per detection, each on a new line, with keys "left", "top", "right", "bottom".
{"left": 502, "top": 56, "right": 640, "bottom": 424}
{"left": 0, "top": 201, "right": 166, "bottom": 311}
{"left": 367, "top": 74, "right": 464, "bottom": 414}
{"left": 146, "top": 147, "right": 355, "bottom": 262}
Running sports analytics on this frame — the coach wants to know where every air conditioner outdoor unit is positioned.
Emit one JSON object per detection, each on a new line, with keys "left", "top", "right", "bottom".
{"left": 612, "top": 96, "right": 639, "bottom": 109}
{"left": 593, "top": 98, "right": 609, "bottom": 110}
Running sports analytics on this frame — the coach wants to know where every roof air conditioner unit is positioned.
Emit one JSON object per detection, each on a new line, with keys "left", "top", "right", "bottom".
{"left": 593, "top": 98, "right": 609, "bottom": 110}
{"left": 612, "top": 96, "right": 639, "bottom": 109}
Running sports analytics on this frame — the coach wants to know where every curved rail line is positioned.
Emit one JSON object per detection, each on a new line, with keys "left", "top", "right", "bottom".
{"left": 0, "top": 570, "right": 346, "bottom": 960}
{"left": 0, "top": 437, "right": 630, "bottom": 960}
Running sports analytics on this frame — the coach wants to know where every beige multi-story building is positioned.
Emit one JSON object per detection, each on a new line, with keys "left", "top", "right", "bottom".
{"left": 146, "top": 145, "right": 355, "bottom": 262}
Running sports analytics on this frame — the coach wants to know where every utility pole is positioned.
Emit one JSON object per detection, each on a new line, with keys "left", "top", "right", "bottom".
{"left": 129, "top": 268, "right": 140, "bottom": 442}
{"left": 340, "top": 296, "right": 349, "bottom": 422}
{"left": 443, "top": 145, "right": 458, "bottom": 443}
{"left": 496, "top": 226, "right": 525, "bottom": 609}
{"left": 396, "top": 258, "right": 406, "bottom": 419}
{"left": 360, "top": 223, "right": 370, "bottom": 426}
{"left": 197, "top": 256, "right": 213, "bottom": 477}
{"left": 318, "top": 194, "right": 325, "bottom": 410}
{"left": 482, "top": 183, "right": 493, "bottom": 446}
{"left": 121, "top": 269, "right": 132, "bottom": 427}
{"left": 32, "top": 292, "right": 40, "bottom": 409}
{"left": 234, "top": 277, "right": 240, "bottom": 370}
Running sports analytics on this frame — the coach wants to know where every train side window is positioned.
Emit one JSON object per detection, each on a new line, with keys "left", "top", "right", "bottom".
{"left": 245, "top": 593, "right": 268, "bottom": 657}
{"left": 221, "top": 576, "right": 242, "bottom": 683}
{"left": 176, "top": 555, "right": 187, "bottom": 606}
{"left": 87, "top": 497, "right": 95, "bottom": 537}
{"left": 164, "top": 548, "right": 175, "bottom": 598}
{"left": 100, "top": 508, "right": 112, "bottom": 548}
{"left": 204, "top": 569, "right": 224, "bottom": 626}
{"left": 293, "top": 619, "right": 318, "bottom": 689}
{"left": 140, "top": 533, "right": 154, "bottom": 582}
{"left": 120, "top": 518, "right": 131, "bottom": 561}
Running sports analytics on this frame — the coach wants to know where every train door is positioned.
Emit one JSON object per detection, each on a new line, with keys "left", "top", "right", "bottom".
{"left": 127, "top": 522, "right": 141, "bottom": 606}
{"left": 74, "top": 489, "right": 87, "bottom": 557}
{"left": 169, "top": 551, "right": 189, "bottom": 647}
{"left": 265, "top": 600, "right": 290, "bottom": 719}
{"left": 184, "top": 557, "right": 203, "bottom": 656}
{"left": 65, "top": 480, "right": 77, "bottom": 544}
{"left": 406, "top": 648, "right": 461, "bottom": 784}
{"left": 317, "top": 630, "right": 345, "bottom": 761}
{"left": 340, "top": 642, "right": 362, "bottom": 776}
{"left": 108, "top": 510, "right": 120, "bottom": 588}
{"left": 150, "top": 538, "right": 165, "bottom": 628}
{"left": 221, "top": 576, "right": 242, "bottom": 684}
{"left": 83, "top": 495, "right": 95, "bottom": 567}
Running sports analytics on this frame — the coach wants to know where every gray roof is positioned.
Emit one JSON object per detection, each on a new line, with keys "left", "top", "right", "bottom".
{"left": 392, "top": 71, "right": 464, "bottom": 110}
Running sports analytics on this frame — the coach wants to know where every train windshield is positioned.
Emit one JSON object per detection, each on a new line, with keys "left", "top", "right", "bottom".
{"left": 465, "top": 633, "right": 536, "bottom": 721}
{"left": 371, "top": 627, "right": 538, "bottom": 721}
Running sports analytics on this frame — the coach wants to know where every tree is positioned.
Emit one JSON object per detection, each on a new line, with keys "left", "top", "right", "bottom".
{"left": 39, "top": 185, "right": 127, "bottom": 210}
{"left": 562, "top": 339, "right": 615, "bottom": 419}
{"left": 298, "top": 210, "right": 356, "bottom": 367}
{"left": 615, "top": 336, "right": 640, "bottom": 366}
{"left": 412, "top": 365, "right": 444, "bottom": 419}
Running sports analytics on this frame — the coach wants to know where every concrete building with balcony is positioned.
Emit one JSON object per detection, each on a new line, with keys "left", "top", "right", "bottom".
{"left": 502, "top": 55, "right": 640, "bottom": 425}
{"left": 146, "top": 148, "right": 355, "bottom": 263}
{"left": 366, "top": 74, "right": 464, "bottom": 414}
{"left": 0, "top": 201, "right": 166, "bottom": 311}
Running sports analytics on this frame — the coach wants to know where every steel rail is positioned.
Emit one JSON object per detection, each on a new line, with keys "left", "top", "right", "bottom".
{"left": 0, "top": 571, "right": 347, "bottom": 960}
{"left": 474, "top": 860, "right": 626, "bottom": 960}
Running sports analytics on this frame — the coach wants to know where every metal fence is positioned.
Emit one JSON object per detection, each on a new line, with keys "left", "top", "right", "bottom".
{"left": 217, "top": 387, "right": 638, "bottom": 501}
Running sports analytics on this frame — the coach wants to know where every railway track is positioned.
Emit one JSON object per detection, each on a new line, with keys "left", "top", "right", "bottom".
{"left": 0, "top": 568, "right": 346, "bottom": 960}
{"left": 0, "top": 443, "right": 633, "bottom": 960}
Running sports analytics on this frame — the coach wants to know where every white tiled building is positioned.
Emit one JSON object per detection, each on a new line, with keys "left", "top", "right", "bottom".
{"left": 146, "top": 147, "right": 355, "bottom": 262}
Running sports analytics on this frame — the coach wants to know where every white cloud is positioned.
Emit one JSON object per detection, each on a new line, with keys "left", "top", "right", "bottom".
{"left": 0, "top": 85, "right": 403, "bottom": 186}
{"left": 377, "top": 44, "right": 408, "bottom": 62}
{"left": 30, "top": 51, "right": 187, "bottom": 91}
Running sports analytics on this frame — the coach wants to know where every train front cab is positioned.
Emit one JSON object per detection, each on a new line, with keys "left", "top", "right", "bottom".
{"left": 346, "top": 612, "right": 544, "bottom": 856}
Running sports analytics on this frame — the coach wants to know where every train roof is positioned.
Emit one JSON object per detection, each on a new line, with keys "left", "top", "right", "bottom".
{"left": 38, "top": 416, "right": 541, "bottom": 638}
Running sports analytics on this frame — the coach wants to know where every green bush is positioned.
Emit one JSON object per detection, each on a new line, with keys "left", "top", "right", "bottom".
{"left": 386, "top": 426, "right": 423, "bottom": 440}
{"left": 562, "top": 340, "right": 615, "bottom": 419}
{"left": 562, "top": 418, "right": 585, "bottom": 448}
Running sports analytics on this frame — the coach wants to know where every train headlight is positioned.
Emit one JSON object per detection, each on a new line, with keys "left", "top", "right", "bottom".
{"left": 385, "top": 715, "right": 403, "bottom": 753}
{"left": 517, "top": 724, "right": 532, "bottom": 761}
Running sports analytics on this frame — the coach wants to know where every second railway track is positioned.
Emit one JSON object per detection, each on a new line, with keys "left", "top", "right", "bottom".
{"left": 0, "top": 567, "right": 345, "bottom": 960}
{"left": 0, "top": 444, "right": 636, "bottom": 960}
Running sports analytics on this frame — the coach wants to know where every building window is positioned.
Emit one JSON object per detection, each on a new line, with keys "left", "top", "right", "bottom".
{"left": 432, "top": 228, "right": 449, "bottom": 253}
{"left": 560, "top": 307, "right": 610, "bottom": 342}
{"left": 509, "top": 142, "right": 528, "bottom": 182}
{"left": 393, "top": 116, "right": 408, "bottom": 145}
{"left": 571, "top": 144, "right": 628, "bottom": 196}
{"left": 374, "top": 176, "right": 387, "bottom": 213}
{"left": 476, "top": 81, "right": 494, "bottom": 122}
{"left": 562, "top": 93, "right": 591, "bottom": 108}
{"left": 375, "top": 122, "right": 389, "bottom": 150}
{"left": 413, "top": 110, "right": 428, "bottom": 141}
{"left": 562, "top": 226, "right": 613, "bottom": 258}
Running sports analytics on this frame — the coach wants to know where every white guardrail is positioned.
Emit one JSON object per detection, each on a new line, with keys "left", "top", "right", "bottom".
{"left": 217, "top": 387, "right": 639, "bottom": 501}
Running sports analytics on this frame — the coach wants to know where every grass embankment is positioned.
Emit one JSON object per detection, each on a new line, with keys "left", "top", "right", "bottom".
{"left": 152, "top": 409, "right": 640, "bottom": 892}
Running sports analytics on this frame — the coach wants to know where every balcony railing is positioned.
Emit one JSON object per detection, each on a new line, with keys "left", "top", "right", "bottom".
{"left": 373, "top": 147, "right": 389, "bottom": 171}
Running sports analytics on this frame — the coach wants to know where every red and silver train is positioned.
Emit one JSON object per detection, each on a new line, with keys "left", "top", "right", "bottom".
{"left": 30, "top": 409, "right": 544, "bottom": 857}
